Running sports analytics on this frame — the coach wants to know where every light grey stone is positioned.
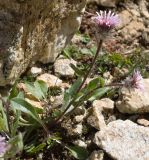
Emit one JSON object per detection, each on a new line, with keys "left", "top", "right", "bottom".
{"left": 29, "top": 67, "right": 42, "bottom": 76}
{"left": 94, "top": 120, "right": 149, "bottom": 160}
{"left": 54, "top": 58, "right": 77, "bottom": 78}
{"left": 73, "top": 139, "right": 87, "bottom": 148}
{"left": 88, "top": 150, "right": 104, "bottom": 160}
{"left": 87, "top": 98, "right": 114, "bottom": 130}
{"left": 37, "top": 73, "right": 62, "bottom": 87}
{"left": 116, "top": 79, "right": 149, "bottom": 114}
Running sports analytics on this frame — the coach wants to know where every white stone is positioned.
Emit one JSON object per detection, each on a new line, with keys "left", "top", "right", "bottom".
{"left": 94, "top": 120, "right": 149, "bottom": 160}
{"left": 29, "top": 67, "right": 42, "bottom": 76}
{"left": 87, "top": 98, "right": 114, "bottom": 130}
{"left": 73, "top": 140, "right": 87, "bottom": 148}
{"left": 88, "top": 150, "right": 104, "bottom": 160}
{"left": 116, "top": 79, "right": 149, "bottom": 114}
{"left": 37, "top": 73, "right": 62, "bottom": 87}
{"left": 137, "top": 118, "right": 149, "bottom": 127}
{"left": 54, "top": 58, "right": 77, "bottom": 78}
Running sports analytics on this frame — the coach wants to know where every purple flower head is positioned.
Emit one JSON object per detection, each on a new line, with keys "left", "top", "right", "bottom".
{"left": 124, "top": 70, "right": 144, "bottom": 91}
{"left": 92, "top": 10, "right": 119, "bottom": 40}
{"left": 0, "top": 136, "right": 8, "bottom": 157}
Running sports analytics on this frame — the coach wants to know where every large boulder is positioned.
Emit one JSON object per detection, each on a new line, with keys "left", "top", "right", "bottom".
{"left": 94, "top": 120, "right": 149, "bottom": 160}
{"left": 0, "top": 0, "right": 86, "bottom": 86}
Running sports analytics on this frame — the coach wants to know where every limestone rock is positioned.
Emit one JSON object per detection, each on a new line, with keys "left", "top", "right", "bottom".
{"left": 87, "top": 0, "right": 119, "bottom": 7}
{"left": 29, "top": 67, "right": 42, "bottom": 76}
{"left": 117, "top": 10, "right": 132, "bottom": 29}
{"left": 73, "top": 139, "right": 87, "bottom": 148}
{"left": 54, "top": 57, "right": 77, "bottom": 78}
{"left": 88, "top": 150, "right": 104, "bottom": 160}
{"left": 120, "top": 20, "right": 145, "bottom": 40}
{"left": 139, "top": 0, "right": 149, "bottom": 19}
{"left": 0, "top": 0, "right": 86, "bottom": 86}
{"left": 137, "top": 118, "right": 149, "bottom": 127}
{"left": 103, "top": 72, "right": 113, "bottom": 85}
{"left": 51, "top": 94, "right": 64, "bottom": 108}
{"left": 37, "top": 73, "right": 62, "bottom": 87}
{"left": 116, "top": 79, "right": 149, "bottom": 114}
{"left": 87, "top": 98, "right": 114, "bottom": 130}
{"left": 25, "top": 98, "right": 43, "bottom": 109}
{"left": 94, "top": 120, "right": 149, "bottom": 160}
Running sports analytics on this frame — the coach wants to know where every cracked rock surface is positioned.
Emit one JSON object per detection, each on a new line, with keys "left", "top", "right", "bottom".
{"left": 94, "top": 120, "right": 149, "bottom": 160}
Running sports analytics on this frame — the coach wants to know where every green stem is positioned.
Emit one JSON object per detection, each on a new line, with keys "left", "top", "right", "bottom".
{"left": 65, "top": 83, "right": 123, "bottom": 116}
{"left": 55, "top": 40, "right": 103, "bottom": 123}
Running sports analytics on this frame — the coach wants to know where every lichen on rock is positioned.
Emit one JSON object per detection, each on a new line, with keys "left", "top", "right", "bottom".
{"left": 0, "top": 0, "right": 86, "bottom": 86}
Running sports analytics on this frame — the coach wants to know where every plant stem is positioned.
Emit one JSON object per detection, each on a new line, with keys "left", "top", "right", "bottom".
{"left": 65, "top": 83, "right": 123, "bottom": 116}
{"left": 55, "top": 40, "right": 103, "bottom": 123}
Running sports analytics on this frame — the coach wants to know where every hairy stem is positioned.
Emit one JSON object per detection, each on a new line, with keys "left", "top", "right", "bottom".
{"left": 55, "top": 40, "right": 103, "bottom": 123}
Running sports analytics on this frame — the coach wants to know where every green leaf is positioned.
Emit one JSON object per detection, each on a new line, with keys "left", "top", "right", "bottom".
{"left": 61, "top": 78, "right": 82, "bottom": 111}
{"left": 25, "top": 82, "right": 41, "bottom": 100}
{"left": 25, "top": 80, "right": 48, "bottom": 100}
{"left": 11, "top": 111, "right": 21, "bottom": 137}
{"left": 67, "top": 146, "right": 88, "bottom": 160}
{"left": 0, "top": 101, "right": 8, "bottom": 131}
{"left": 6, "top": 133, "right": 23, "bottom": 158}
{"left": 70, "top": 64, "right": 84, "bottom": 76}
{"left": 81, "top": 77, "right": 105, "bottom": 97}
{"left": 68, "top": 78, "right": 82, "bottom": 96}
{"left": 89, "top": 87, "right": 110, "bottom": 101}
{"left": 9, "top": 82, "right": 19, "bottom": 99}
{"left": 26, "top": 143, "right": 46, "bottom": 154}
{"left": 34, "top": 80, "right": 48, "bottom": 99}
{"left": 10, "top": 98, "right": 42, "bottom": 123}
{"left": 36, "top": 80, "right": 48, "bottom": 97}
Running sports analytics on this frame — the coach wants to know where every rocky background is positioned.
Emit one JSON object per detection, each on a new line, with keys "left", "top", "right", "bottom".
{"left": 0, "top": 0, "right": 149, "bottom": 159}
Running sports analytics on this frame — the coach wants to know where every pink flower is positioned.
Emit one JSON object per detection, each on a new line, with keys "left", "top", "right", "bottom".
{"left": 0, "top": 136, "right": 8, "bottom": 157}
{"left": 124, "top": 70, "right": 144, "bottom": 90}
{"left": 92, "top": 10, "right": 119, "bottom": 39}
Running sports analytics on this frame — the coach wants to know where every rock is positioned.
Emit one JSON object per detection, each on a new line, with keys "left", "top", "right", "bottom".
{"left": 62, "top": 119, "right": 83, "bottom": 136}
{"left": 0, "top": 0, "right": 86, "bottom": 86}
{"left": 17, "top": 82, "right": 39, "bottom": 100}
{"left": 94, "top": 120, "right": 149, "bottom": 160}
{"left": 93, "top": 98, "right": 114, "bottom": 111}
{"left": 114, "top": 67, "right": 128, "bottom": 77}
{"left": 137, "top": 118, "right": 149, "bottom": 127}
{"left": 73, "top": 139, "right": 87, "bottom": 148}
{"left": 54, "top": 57, "right": 77, "bottom": 78}
{"left": 73, "top": 107, "right": 87, "bottom": 123}
{"left": 117, "top": 10, "right": 132, "bottom": 29}
{"left": 141, "top": 29, "right": 149, "bottom": 47}
{"left": 116, "top": 79, "right": 149, "bottom": 114}
{"left": 37, "top": 73, "right": 62, "bottom": 87}
{"left": 103, "top": 72, "right": 113, "bottom": 84}
{"left": 29, "top": 67, "right": 42, "bottom": 76}
{"left": 139, "top": 0, "right": 149, "bottom": 19}
{"left": 51, "top": 94, "right": 64, "bottom": 108}
{"left": 120, "top": 20, "right": 145, "bottom": 40}
{"left": 87, "top": 98, "right": 114, "bottom": 130}
{"left": 25, "top": 98, "right": 43, "bottom": 109}
{"left": 68, "top": 123, "right": 83, "bottom": 136}
{"left": 87, "top": 0, "right": 119, "bottom": 7}
{"left": 88, "top": 150, "right": 104, "bottom": 160}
